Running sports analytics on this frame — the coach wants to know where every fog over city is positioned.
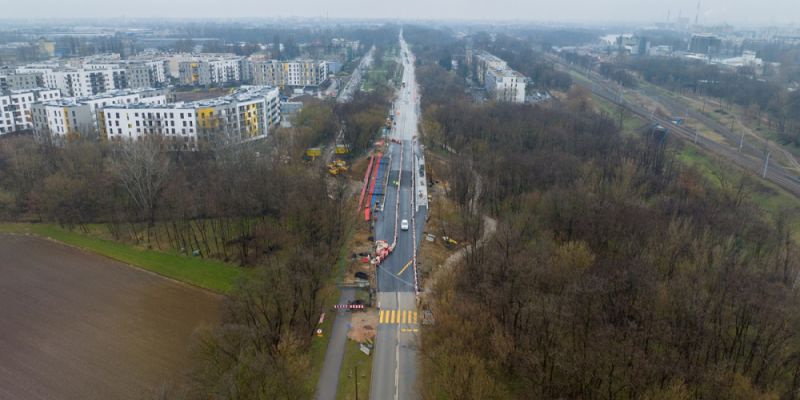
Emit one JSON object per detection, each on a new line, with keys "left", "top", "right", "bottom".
{"left": 2, "top": 0, "right": 799, "bottom": 25}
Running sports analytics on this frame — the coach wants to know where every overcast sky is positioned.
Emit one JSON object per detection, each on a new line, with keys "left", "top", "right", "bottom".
{"left": 3, "top": 0, "right": 799, "bottom": 26}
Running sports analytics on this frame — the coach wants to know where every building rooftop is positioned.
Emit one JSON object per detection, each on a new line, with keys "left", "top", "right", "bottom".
{"left": 38, "top": 87, "right": 162, "bottom": 107}
{"left": 474, "top": 50, "right": 508, "bottom": 66}
{"left": 103, "top": 85, "right": 277, "bottom": 110}
{"left": 7, "top": 87, "right": 56, "bottom": 95}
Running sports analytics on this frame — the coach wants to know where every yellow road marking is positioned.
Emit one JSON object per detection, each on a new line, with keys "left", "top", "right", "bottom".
{"left": 379, "top": 309, "right": 420, "bottom": 325}
{"left": 397, "top": 259, "right": 413, "bottom": 276}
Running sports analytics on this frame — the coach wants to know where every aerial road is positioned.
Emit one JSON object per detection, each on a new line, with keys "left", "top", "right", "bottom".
{"left": 338, "top": 46, "right": 375, "bottom": 103}
{"left": 369, "top": 31, "right": 426, "bottom": 400}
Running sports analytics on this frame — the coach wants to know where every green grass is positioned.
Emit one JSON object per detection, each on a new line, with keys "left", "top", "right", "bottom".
{"left": 677, "top": 146, "right": 800, "bottom": 242}
{"left": 363, "top": 68, "right": 389, "bottom": 92}
{"left": 591, "top": 94, "right": 646, "bottom": 136}
{"left": 0, "top": 223, "right": 242, "bottom": 293}
{"left": 336, "top": 339, "right": 373, "bottom": 400}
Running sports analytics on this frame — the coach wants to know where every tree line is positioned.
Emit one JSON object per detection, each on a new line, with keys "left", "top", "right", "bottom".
{"left": 414, "top": 54, "right": 800, "bottom": 399}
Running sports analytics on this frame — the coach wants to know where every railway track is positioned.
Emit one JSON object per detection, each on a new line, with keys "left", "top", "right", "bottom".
{"left": 589, "top": 82, "right": 800, "bottom": 197}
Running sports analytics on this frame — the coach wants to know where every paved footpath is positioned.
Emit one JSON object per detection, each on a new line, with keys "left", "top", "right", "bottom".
{"left": 315, "top": 288, "right": 355, "bottom": 400}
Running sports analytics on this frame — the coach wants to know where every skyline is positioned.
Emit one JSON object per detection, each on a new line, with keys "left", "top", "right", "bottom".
{"left": 1, "top": 0, "right": 799, "bottom": 26}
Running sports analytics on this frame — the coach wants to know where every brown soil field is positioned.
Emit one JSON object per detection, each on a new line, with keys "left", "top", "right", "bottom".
{"left": 0, "top": 234, "right": 222, "bottom": 400}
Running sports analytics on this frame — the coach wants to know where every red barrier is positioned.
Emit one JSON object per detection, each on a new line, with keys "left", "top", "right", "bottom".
{"left": 357, "top": 155, "right": 375, "bottom": 211}
{"left": 334, "top": 304, "right": 366, "bottom": 310}
{"left": 364, "top": 153, "right": 383, "bottom": 221}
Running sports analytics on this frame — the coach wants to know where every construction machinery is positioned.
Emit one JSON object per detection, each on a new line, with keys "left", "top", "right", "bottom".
{"left": 442, "top": 236, "right": 458, "bottom": 249}
{"left": 327, "top": 159, "right": 349, "bottom": 176}
{"left": 305, "top": 147, "right": 322, "bottom": 160}
{"left": 335, "top": 144, "right": 350, "bottom": 155}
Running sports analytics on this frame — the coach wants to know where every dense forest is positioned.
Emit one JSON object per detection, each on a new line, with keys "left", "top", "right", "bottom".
{"left": 414, "top": 52, "right": 800, "bottom": 399}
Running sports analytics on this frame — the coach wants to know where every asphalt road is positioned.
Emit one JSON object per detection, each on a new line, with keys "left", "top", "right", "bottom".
{"left": 369, "top": 31, "right": 426, "bottom": 400}
{"left": 338, "top": 46, "right": 375, "bottom": 103}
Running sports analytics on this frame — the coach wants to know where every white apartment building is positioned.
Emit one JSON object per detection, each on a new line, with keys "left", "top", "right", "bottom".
{"left": 101, "top": 85, "right": 280, "bottom": 150}
{"left": 0, "top": 72, "right": 44, "bottom": 91}
{"left": 85, "top": 58, "right": 168, "bottom": 89}
{"left": 0, "top": 88, "right": 61, "bottom": 134}
{"left": 467, "top": 50, "right": 527, "bottom": 103}
{"left": 35, "top": 68, "right": 127, "bottom": 97}
{"left": 485, "top": 68, "right": 526, "bottom": 103}
{"left": 251, "top": 59, "right": 328, "bottom": 87}
{"left": 122, "top": 60, "right": 169, "bottom": 89}
{"left": 178, "top": 55, "right": 243, "bottom": 86}
{"left": 31, "top": 88, "right": 167, "bottom": 143}
{"left": 468, "top": 50, "right": 509, "bottom": 85}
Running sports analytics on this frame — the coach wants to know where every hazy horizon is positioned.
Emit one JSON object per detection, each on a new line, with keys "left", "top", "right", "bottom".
{"left": 1, "top": 0, "right": 799, "bottom": 27}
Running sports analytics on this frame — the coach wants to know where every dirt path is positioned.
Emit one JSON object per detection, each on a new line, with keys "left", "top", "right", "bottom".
{"left": 441, "top": 215, "right": 497, "bottom": 270}
{"left": 0, "top": 233, "right": 221, "bottom": 400}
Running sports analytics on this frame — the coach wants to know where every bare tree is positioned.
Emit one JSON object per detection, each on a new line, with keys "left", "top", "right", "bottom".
{"left": 110, "top": 139, "right": 171, "bottom": 245}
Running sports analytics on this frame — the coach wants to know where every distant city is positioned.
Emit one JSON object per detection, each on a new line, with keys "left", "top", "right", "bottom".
{"left": 2, "top": 19, "right": 800, "bottom": 149}
{"left": 0, "top": 24, "right": 365, "bottom": 148}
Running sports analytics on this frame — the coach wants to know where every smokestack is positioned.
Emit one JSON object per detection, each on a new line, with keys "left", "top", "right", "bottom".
{"left": 695, "top": 0, "right": 701, "bottom": 26}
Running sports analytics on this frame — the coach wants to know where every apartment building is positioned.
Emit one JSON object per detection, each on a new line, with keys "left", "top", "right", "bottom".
{"left": 467, "top": 50, "right": 527, "bottom": 103}
{"left": 42, "top": 68, "right": 127, "bottom": 97}
{"left": 31, "top": 88, "right": 167, "bottom": 143}
{"left": 468, "top": 50, "right": 509, "bottom": 85}
{"left": 85, "top": 58, "right": 168, "bottom": 89}
{"left": 101, "top": 85, "right": 280, "bottom": 150}
{"left": 178, "top": 55, "right": 243, "bottom": 86}
{"left": 0, "top": 88, "right": 61, "bottom": 134}
{"left": 485, "top": 68, "right": 526, "bottom": 103}
{"left": 251, "top": 59, "right": 328, "bottom": 87}
{"left": 0, "top": 72, "right": 44, "bottom": 91}
{"left": 123, "top": 60, "right": 169, "bottom": 89}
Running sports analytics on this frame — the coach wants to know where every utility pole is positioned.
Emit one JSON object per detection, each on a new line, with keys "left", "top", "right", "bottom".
{"left": 739, "top": 129, "right": 745, "bottom": 152}
{"left": 354, "top": 365, "right": 359, "bottom": 400}
{"left": 763, "top": 151, "right": 771, "bottom": 178}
